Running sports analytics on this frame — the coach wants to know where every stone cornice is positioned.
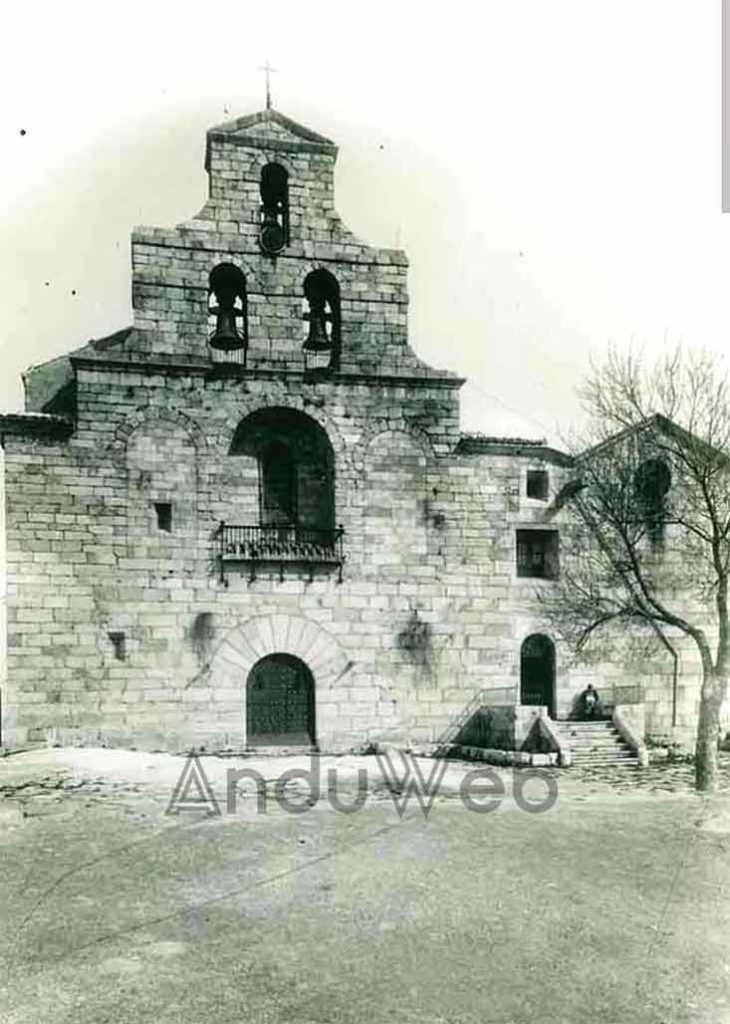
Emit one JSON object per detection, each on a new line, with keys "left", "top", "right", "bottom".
{"left": 456, "top": 435, "right": 572, "bottom": 465}
{"left": 0, "top": 413, "right": 74, "bottom": 441}
{"left": 70, "top": 355, "right": 465, "bottom": 390}
{"left": 130, "top": 230, "right": 408, "bottom": 268}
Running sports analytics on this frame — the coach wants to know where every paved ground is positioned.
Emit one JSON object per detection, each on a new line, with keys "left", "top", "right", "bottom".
{"left": 1, "top": 749, "right": 729, "bottom": 1024}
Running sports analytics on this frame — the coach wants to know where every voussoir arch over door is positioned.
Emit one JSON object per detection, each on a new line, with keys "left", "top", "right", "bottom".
{"left": 246, "top": 653, "right": 316, "bottom": 748}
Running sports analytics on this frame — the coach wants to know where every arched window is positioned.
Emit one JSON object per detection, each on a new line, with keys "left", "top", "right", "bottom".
{"left": 230, "top": 408, "right": 335, "bottom": 533}
{"left": 634, "top": 458, "right": 671, "bottom": 546}
{"left": 259, "top": 163, "right": 289, "bottom": 254}
{"left": 303, "top": 269, "right": 341, "bottom": 372}
{"left": 208, "top": 263, "right": 248, "bottom": 363}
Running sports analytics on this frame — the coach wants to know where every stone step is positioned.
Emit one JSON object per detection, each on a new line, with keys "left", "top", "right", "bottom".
{"left": 560, "top": 717, "right": 613, "bottom": 722}
{"left": 572, "top": 745, "right": 633, "bottom": 752}
{"left": 567, "top": 743, "right": 625, "bottom": 749}
{"left": 571, "top": 741, "right": 634, "bottom": 750}
{"left": 563, "top": 718, "right": 639, "bottom": 769}
{"left": 573, "top": 764, "right": 638, "bottom": 771}
{"left": 571, "top": 740, "right": 633, "bottom": 751}
{"left": 569, "top": 753, "right": 638, "bottom": 761}
{"left": 556, "top": 717, "right": 613, "bottom": 724}
{"left": 573, "top": 753, "right": 634, "bottom": 761}
{"left": 566, "top": 732, "right": 621, "bottom": 740}
{"left": 560, "top": 724, "right": 617, "bottom": 733}
{"left": 574, "top": 761, "right": 639, "bottom": 769}
{"left": 559, "top": 720, "right": 615, "bottom": 726}
{"left": 572, "top": 748, "right": 629, "bottom": 755}
{"left": 561, "top": 739, "right": 624, "bottom": 746}
{"left": 570, "top": 734, "right": 625, "bottom": 741}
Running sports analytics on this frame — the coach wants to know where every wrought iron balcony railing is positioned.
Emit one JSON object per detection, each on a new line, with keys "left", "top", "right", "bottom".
{"left": 216, "top": 522, "right": 344, "bottom": 582}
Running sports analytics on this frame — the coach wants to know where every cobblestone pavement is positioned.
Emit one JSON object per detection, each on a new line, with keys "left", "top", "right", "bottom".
{"left": 567, "top": 752, "right": 730, "bottom": 794}
{"left": 1, "top": 748, "right": 729, "bottom": 815}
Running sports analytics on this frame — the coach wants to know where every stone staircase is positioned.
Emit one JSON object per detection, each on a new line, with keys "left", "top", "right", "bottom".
{"left": 557, "top": 719, "right": 639, "bottom": 769}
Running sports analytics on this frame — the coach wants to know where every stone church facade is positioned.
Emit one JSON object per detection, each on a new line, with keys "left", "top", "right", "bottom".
{"left": 0, "top": 108, "right": 701, "bottom": 754}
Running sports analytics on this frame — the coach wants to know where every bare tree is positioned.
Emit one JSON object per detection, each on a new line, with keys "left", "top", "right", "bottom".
{"left": 542, "top": 348, "right": 730, "bottom": 791}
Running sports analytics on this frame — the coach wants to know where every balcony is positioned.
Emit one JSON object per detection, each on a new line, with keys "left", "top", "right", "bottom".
{"left": 216, "top": 522, "right": 344, "bottom": 583}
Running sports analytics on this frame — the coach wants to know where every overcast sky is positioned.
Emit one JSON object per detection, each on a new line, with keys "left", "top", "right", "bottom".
{"left": 0, "top": 1, "right": 726, "bottom": 444}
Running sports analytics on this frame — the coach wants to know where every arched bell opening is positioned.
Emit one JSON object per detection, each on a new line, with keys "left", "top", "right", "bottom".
{"left": 246, "top": 653, "right": 316, "bottom": 748}
{"left": 302, "top": 269, "right": 341, "bottom": 373}
{"left": 520, "top": 634, "right": 556, "bottom": 718}
{"left": 259, "top": 162, "right": 290, "bottom": 255}
{"left": 208, "top": 263, "right": 248, "bottom": 364}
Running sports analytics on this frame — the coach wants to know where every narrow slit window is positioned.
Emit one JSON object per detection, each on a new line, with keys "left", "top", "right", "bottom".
{"left": 108, "top": 632, "right": 127, "bottom": 662}
{"left": 155, "top": 502, "right": 173, "bottom": 533}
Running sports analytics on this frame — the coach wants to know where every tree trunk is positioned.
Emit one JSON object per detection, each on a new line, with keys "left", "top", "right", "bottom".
{"left": 695, "top": 670, "right": 725, "bottom": 792}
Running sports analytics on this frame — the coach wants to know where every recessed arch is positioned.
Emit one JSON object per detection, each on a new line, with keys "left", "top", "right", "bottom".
{"left": 111, "top": 408, "right": 206, "bottom": 466}
{"left": 205, "top": 613, "right": 351, "bottom": 749}
{"left": 123, "top": 416, "right": 200, "bottom": 539}
{"left": 210, "top": 613, "right": 350, "bottom": 684}
{"left": 361, "top": 428, "right": 429, "bottom": 563}
{"left": 229, "top": 407, "right": 335, "bottom": 531}
{"left": 219, "top": 398, "right": 349, "bottom": 473}
{"left": 354, "top": 421, "right": 434, "bottom": 480}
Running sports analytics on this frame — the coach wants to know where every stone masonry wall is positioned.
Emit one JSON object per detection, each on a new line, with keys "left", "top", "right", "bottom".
{"left": 4, "top": 362, "right": 693, "bottom": 752}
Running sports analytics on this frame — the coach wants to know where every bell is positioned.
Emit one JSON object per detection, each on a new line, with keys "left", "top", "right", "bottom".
{"left": 209, "top": 306, "right": 244, "bottom": 351}
{"left": 259, "top": 212, "right": 286, "bottom": 255}
{"left": 303, "top": 301, "right": 332, "bottom": 352}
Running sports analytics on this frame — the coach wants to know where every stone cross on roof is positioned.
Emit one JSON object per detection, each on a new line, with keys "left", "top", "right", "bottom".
{"left": 259, "top": 60, "right": 277, "bottom": 111}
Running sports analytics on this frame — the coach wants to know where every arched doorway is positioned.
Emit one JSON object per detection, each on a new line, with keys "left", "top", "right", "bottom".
{"left": 520, "top": 634, "right": 556, "bottom": 718}
{"left": 246, "top": 653, "right": 316, "bottom": 747}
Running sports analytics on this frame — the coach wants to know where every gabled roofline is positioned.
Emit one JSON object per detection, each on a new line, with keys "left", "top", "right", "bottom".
{"left": 209, "top": 108, "right": 336, "bottom": 146}
{"left": 205, "top": 107, "right": 338, "bottom": 170}
{"left": 575, "top": 412, "right": 724, "bottom": 463}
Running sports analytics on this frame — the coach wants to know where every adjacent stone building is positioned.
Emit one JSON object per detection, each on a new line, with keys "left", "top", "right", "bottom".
{"left": 0, "top": 107, "right": 705, "bottom": 754}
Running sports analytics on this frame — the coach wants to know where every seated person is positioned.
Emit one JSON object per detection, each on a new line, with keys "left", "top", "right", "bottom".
{"left": 579, "top": 684, "right": 602, "bottom": 719}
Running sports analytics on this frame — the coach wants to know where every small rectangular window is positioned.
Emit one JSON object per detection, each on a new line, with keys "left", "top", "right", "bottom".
{"left": 516, "top": 529, "right": 559, "bottom": 580}
{"left": 108, "top": 631, "right": 126, "bottom": 662}
{"left": 154, "top": 502, "right": 172, "bottom": 533}
{"left": 526, "top": 469, "right": 549, "bottom": 501}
